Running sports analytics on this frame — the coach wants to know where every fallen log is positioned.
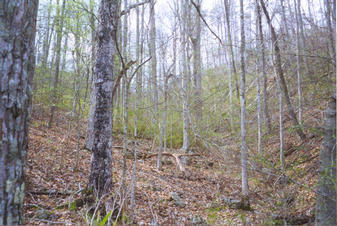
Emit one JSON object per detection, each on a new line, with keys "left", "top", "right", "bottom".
{"left": 146, "top": 152, "right": 200, "bottom": 172}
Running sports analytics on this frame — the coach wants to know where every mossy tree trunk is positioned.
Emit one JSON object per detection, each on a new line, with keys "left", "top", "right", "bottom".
{"left": 88, "top": 0, "right": 118, "bottom": 199}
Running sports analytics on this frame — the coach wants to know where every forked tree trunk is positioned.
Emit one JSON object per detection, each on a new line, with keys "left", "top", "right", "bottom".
{"left": 0, "top": 1, "right": 38, "bottom": 224}
{"left": 315, "top": 96, "right": 336, "bottom": 226}
{"left": 88, "top": 0, "right": 118, "bottom": 198}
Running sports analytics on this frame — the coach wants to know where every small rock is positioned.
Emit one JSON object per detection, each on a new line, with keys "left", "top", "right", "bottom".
{"left": 170, "top": 192, "right": 186, "bottom": 207}
{"left": 192, "top": 215, "right": 208, "bottom": 225}
{"left": 222, "top": 197, "right": 241, "bottom": 209}
{"left": 35, "top": 209, "right": 56, "bottom": 220}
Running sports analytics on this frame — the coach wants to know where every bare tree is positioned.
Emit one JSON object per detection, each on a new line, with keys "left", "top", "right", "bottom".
{"left": 260, "top": 0, "right": 306, "bottom": 141}
{"left": 255, "top": 0, "right": 272, "bottom": 132}
{"left": 149, "top": 0, "right": 158, "bottom": 115}
{"left": 191, "top": 0, "right": 202, "bottom": 122}
{"left": 294, "top": 0, "right": 303, "bottom": 124}
{"left": 239, "top": 0, "right": 249, "bottom": 209}
{"left": 48, "top": 0, "right": 66, "bottom": 128}
{"left": 0, "top": 0, "right": 38, "bottom": 224}
{"left": 88, "top": 0, "right": 118, "bottom": 199}
{"left": 315, "top": 95, "right": 336, "bottom": 226}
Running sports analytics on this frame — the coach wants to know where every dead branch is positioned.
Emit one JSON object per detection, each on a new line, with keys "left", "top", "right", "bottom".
{"left": 112, "top": 60, "right": 137, "bottom": 98}
{"left": 146, "top": 152, "right": 200, "bottom": 172}
{"left": 28, "top": 190, "right": 73, "bottom": 196}
{"left": 120, "top": 1, "right": 150, "bottom": 17}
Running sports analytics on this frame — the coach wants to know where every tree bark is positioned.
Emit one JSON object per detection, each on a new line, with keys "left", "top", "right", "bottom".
{"left": 224, "top": 0, "right": 239, "bottom": 100}
{"left": 260, "top": 0, "right": 306, "bottom": 141}
{"left": 191, "top": 0, "right": 202, "bottom": 122}
{"left": 255, "top": 1, "right": 262, "bottom": 154}
{"left": 181, "top": 0, "right": 190, "bottom": 154}
{"left": 294, "top": 0, "right": 303, "bottom": 124}
{"left": 315, "top": 96, "right": 336, "bottom": 226}
{"left": 85, "top": 0, "right": 97, "bottom": 151}
{"left": 0, "top": 0, "right": 38, "bottom": 224}
{"left": 149, "top": 0, "right": 158, "bottom": 115}
{"left": 324, "top": 0, "right": 336, "bottom": 75}
{"left": 88, "top": 0, "right": 118, "bottom": 199}
{"left": 239, "top": 0, "right": 249, "bottom": 207}
{"left": 256, "top": 0, "right": 272, "bottom": 132}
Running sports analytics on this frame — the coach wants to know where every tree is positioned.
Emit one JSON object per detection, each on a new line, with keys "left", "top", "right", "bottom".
{"left": 181, "top": 0, "right": 190, "bottom": 155}
{"left": 239, "top": 0, "right": 249, "bottom": 209}
{"left": 260, "top": 0, "right": 306, "bottom": 141}
{"left": 224, "top": 0, "right": 239, "bottom": 129}
{"left": 0, "top": 0, "right": 38, "bottom": 224}
{"left": 315, "top": 95, "right": 336, "bottom": 226}
{"left": 294, "top": 0, "right": 303, "bottom": 124}
{"left": 191, "top": 0, "right": 202, "bottom": 122}
{"left": 255, "top": 0, "right": 271, "bottom": 133}
{"left": 88, "top": 0, "right": 118, "bottom": 199}
{"left": 149, "top": 0, "right": 158, "bottom": 115}
{"left": 48, "top": 0, "right": 66, "bottom": 128}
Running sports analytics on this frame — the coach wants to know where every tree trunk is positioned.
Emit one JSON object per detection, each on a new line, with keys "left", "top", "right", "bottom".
{"left": 324, "top": 0, "right": 336, "bottom": 75}
{"left": 255, "top": 1, "right": 262, "bottom": 154}
{"left": 48, "top": 0, "right": 66, "bottom": 128}
{"left": 224, "top": 0, "right": 239, "bottom": 100}
{"left": 315, "top": 96, "right": 336, "bottom": 226}
{"left": 181, "top": 0, "right": 190, "bottom": 154}
{"left": 149, "top": 0, "right": 158, "bottom": 115}
{"left": 0, "top": 1, "right": 38, "bottom": 224}
{"left": 85, "top": 0, "right": 96, "bottom": 151}
{"left": 256, "top": 0, "right": 272, "bottom": 132}
{"left": 41, "top": 0, "right": 53, "bottom": 68}
{"left": 88, "top": 0, "right": 118, "bottom": 199}
{"left": 192, "top": 0, "right": 202, "bottom": 122}
{"left": 294, "top": 0, "right": 303, "bottom": 124}
{"left": 260, "top": 0, "right": 306, "bottom": 141}
{"left": 239, "top": 0, "right": 249, "bottom": 208}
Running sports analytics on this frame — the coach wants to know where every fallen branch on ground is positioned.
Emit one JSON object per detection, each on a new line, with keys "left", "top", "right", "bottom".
{"left": 146, "top": 152, "right": 200, "bottom": 172}
{"left": 28, "top": 190, "right": 73, "bottom": 196}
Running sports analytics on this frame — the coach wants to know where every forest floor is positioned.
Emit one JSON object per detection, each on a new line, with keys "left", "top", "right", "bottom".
{"left": 24, "top": 106, "right": 323, "bottom": 225}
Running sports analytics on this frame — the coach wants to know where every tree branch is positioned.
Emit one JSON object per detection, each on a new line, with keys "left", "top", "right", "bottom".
{"left": 120, "top": 1, "right": 150, "bottom": 17}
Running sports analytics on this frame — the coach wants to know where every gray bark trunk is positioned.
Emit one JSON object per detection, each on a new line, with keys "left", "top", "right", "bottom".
{"left": 86, "top": 0, "right": 97, "bottom": 151}
{"left": 181, "top": 0, "right": 190, "bottom": 154}
{"left": 224, "top": 0, "right": 239, "bottom": 100}
{"left": 256, "top": 0, "right": 272, "bottom": 132}
{"left": 192, "top": 0, "right": 202, "bottom": 122}
{"left": 260, "top": 0, "right": 306, "bottom": 141}
{"left": 0, "top": 0, "right": 38, "bottom": 224}
{"left": 48, "top": 0, "right": 66, "bottom": 128}
{"left": 88, "top": 0, "right": 117, "bottom": 198}
{"left": 239, "top": 0, "right": 249, "bottom": 206}
{"left": 149, "top": 0, "right": 158, "bottom": 115}
{"left": 315, "top": 96, "right": 336, "bottom": 226}
{"left": 294, "top": 0, "right": 303, "bottom": 124}
{"left": 255, "top": 1, "right": 262, "bottom": 154}
{"left": 324, "top": 0, "right": 336, "bottom": 75}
